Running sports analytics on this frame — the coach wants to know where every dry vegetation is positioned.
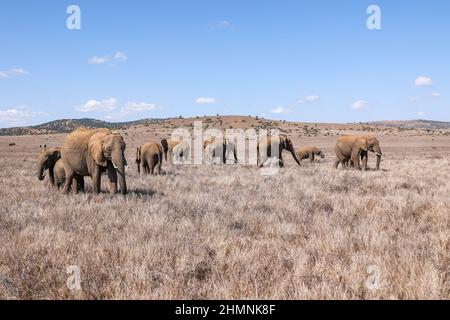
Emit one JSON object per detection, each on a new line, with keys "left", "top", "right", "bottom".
{"left": 0, "top": 118, "right": 449, "bottom": 299}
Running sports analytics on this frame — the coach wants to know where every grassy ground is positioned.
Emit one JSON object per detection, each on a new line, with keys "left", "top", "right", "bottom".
{"left": 0, "top": 130, "right": 449, "bottom": 299}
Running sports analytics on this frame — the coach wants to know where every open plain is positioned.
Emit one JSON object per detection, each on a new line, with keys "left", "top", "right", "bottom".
{"left": 0, "top": 116, "right": 449, "bottom": 299}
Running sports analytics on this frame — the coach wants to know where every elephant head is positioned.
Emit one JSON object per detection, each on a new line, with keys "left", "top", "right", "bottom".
{"left": 160, "top": 138, "right": 168, "bottom": 161}
{"left": 314, "top": 148, "right": 325, "bottom": 159}
{"left": 88, "top": 133, "right": 128, "bottom": 194}
{"left": 280, "top": 135, "right": 301, "bottom": 166}
{"left": 136, "top": 146, "right": 142, "bottom": 175}
{"left": 36, "top": 147, "right": 61, "bottom": 185}
{"left": 365, "top": 136, "right": 382, "bottom": 170}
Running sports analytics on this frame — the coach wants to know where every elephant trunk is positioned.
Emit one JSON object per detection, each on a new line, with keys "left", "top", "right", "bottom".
{"left": 373, "top": 145, "right": 382, "bottom": 170}
{"left": 36, "top": 161, "right": 46, "bottom": 181}
{"left": 112, "top": 152, "right": 128, "bottom": 195}
{"left": 376, "top": 154, "right": 381, "bottom": 170}
{"left": 289, "top": 144, "right": 302, "bottom": 166}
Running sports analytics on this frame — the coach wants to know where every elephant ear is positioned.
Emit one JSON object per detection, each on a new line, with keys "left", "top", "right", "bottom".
{"left": 88, "top": 135, "right": 107, "bottom": 167}
{"left": 51, "top": 149, "right": 61, "bottom": 162}
{"left": 358, "top": 138, "right": 368, "bottom": 152}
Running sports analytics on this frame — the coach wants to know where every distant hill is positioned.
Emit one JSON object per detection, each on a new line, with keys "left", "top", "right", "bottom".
{"left": 366, "top": 120, "right": 450, "bottom": 130}
{"left": 0, "top": 118, "right": 161, "bottom": 136}
{"left": 1, "top": 117, "right": 450, "bottom": 136}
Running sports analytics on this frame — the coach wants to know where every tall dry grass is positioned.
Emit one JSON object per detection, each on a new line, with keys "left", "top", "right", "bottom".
{"left": 0, "top": 134, "right": 449, "bottom": 299}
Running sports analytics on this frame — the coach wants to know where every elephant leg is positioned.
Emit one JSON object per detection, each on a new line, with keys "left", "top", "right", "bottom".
{"left": 310, "top": 153, "right": 315, "bottom": 163}
{"left": 92, "top": 166, "right": 102, "bottom": 195}
{"left": 334, "top": 157, "right": 342, "bottom": 169}
{"left": 150, "top": 162, "right": 155, "bottom": 175}
{"left": 107, "top": 165, "right": 118, "bottom": 195}
{"left": 157, "top": 158, "right": 162, "bottom": 174}
{"left": 351, "top": 154, "right": 361, "bottom": 170}
{"left": 75, "top": 175, "right": 84, "bottom": 193}
{"left": 361, "top": 152, "right": 368, "bottom": 171}
{"left": 71, "top": 178, "right": 79, "bottom": 194}
{"left": 62, "top": 167, "right": 75, "bottom": 194}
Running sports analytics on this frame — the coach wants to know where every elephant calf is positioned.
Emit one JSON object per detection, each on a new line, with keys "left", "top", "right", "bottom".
{"left": 136, "top": 142, "right": 163, "bottom": 175}
{"left": 36, "top": 146, "right": 84, "bottom": 192}
{"left": 296, "top": 147, "right": 325, "bottom": 163}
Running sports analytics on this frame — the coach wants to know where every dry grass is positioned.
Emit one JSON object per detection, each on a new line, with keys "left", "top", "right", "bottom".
{"left": 0, "top": 126, "right": 449, "bottom": 300}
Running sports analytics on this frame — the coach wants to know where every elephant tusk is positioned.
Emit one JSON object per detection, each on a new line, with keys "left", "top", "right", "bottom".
{"left": 375, "top": 152, "right": 382, "bottom": 156}
{"left": 113, "top": 163, "right": 119, "bottom": 170}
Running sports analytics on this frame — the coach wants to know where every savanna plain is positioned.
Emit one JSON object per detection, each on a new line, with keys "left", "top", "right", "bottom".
{"left": 0, "top": 116, "right": 449, "bottom": 299}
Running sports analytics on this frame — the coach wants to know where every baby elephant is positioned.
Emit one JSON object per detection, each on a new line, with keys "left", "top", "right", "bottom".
{"left": 296, "top": 147, "right": 325, "bottom": 163}
{"left": 136, "top": 142, "right": 163, "bottom": 175}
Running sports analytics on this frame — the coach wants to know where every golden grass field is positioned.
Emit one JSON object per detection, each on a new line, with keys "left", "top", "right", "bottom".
{"left": 0, "top": 116, "right": 449, "bottom": 299}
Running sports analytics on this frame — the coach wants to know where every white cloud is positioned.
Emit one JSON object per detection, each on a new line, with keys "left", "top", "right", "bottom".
{"left": 209, "top": 20, "right": 234, "bottom": 30}
{"left": 351, "top": 100, "right": 369, "bottom": 110}
{"left": 123, "top": 102, "right": 160, "bottom": 112}
{"left": 113, "top": 51, "right": 127, "bottom": 62}
{"left": 431, "top": 92, "right": 441, "bottom": 98}
{"left": 0, "top": 68, "right": 30, "bottom": 78}
{"left": 416, "top": 111, "right": 426, "bottom": 117}
{"left": 304, "top": 95, "right": 320, "bottom": 102}
{"left": 415, "top": 76, "right": 433, "bottom": 86}
{"left": 195, "top": 97, "right": 217, "bottom": 105}
{"left": 88, "top": 52, "right": 128, "bottom": 65}
{"left": 105, "top": 101, "right": 162, "bottom": 121}
{"left": 76, "top": 98, "right": 118, "bottom": 112}
{"left": 0, "top": 106, "right": 43, "bottom": 127}
{"left": 270, "top": 107, "right": 289, "bottom": 114}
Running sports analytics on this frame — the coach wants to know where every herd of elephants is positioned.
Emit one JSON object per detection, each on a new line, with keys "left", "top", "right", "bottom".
{"left": 35, "top": 127, "right": 383, "bottom": 195}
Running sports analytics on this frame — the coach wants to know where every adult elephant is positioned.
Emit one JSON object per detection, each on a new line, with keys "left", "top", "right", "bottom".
{"left": 161, "top": 138, "right": 182, "bottom": 162}
{"left": 61, "top": 128, "right": 128, "bottom": 195}
{"left": 296, "top": 147, "right": 325, "bottom": 163}
{"left": 334, "top": 135, "right": 382, "bottom": 170}
{"left": 204, "top": 138, "right": 237, "bottom": 164}
{"left": 257, "top": 134, "right": 301, "bottom": 168}
{"left": 136, "top": 142, "right": 163, "bottom": 175}
{"left": 172, "top": 141, "right": 191, "bottom": 164}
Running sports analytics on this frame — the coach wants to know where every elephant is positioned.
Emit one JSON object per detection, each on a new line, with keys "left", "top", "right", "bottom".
{"left": 53, "top": 159, "right": 85, "bottom": 191}
{"left": 204, "top": 138, "right": 238, "bottom": 164}
{"left": 257, "top": 134, "right": 301, "bottom": 168}
{"left": 161, "top": 138, "right": 182, "bottom": 163}
{"left": 36, "top": 146, "right": 61, "bottom": 186}
{"left": 296, "top": 147, "right": 325, "bottom": 163}
{"left": 61, "top": 128, "right": 128, "bottom": 195}
{"left": 136, "top": 142, "right": 163, "bottom": 175}
{"left": 334, "top": 135, "right": 382, "bottom": 171}
{"left": 171, "top": 141, "right": 191, "bottom": 164}
{"left": 36, "top": 146, "right": 84, "bottom": 191}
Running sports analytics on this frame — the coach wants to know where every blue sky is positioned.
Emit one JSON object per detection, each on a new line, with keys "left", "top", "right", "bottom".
{"left": 0, "top": 0, "right": 449, "bottom": 127}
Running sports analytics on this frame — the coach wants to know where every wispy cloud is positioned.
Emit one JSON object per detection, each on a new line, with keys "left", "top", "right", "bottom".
{"left": 304, "top": 95, "right": 320, "bottom": 102}
{"left": 431, "top": 92, "right": 441, "bottom": 98}
{"left": 0, "top": 106, "right": 44, "bottom": 127}
{"left": 88, "top": 51, "right": 128, "bottom": 65}
{"left": 209, "top": 20, "right": 234, "bottom": 30}
{"left": 415, "top": 76, "right": 433, "bottom": 86}
{"left": 75, "top": 98, "right": 118, "bottom": 112}
{"left": 0, "top": 68, "right": 30, "bottom": 79}
{"left": 195, "top": 97, "right": 217, "bottom": 105}
{"left": 270, "top": 107, "right": 289, "bottom": 114}
{"left": 416, "top": 111, "right": 426, "bottom": 117}
{"left": 105, "top": 101, "right": 162, "bottom": 120}
{"left": 351, "top": 100, "right": 369, "bottom": 110}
